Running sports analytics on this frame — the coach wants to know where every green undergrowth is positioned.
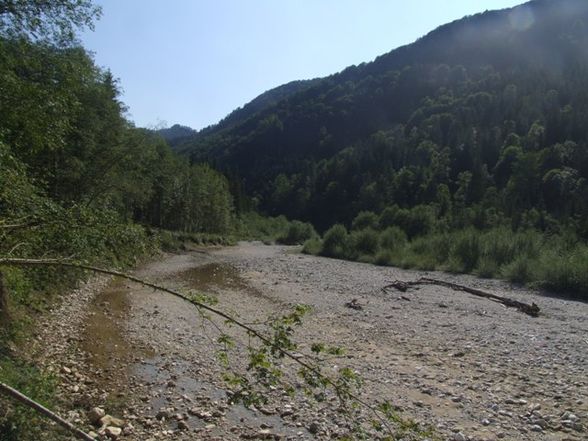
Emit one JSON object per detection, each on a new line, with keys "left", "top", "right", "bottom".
{"left": 155, "top": 228, "right": 236, "bottom": 251}
{"left": 235, "top": 212, "right": 317, "bottom": 245}
{"left": 304, "top": 223, "right": 588, "bottom": 300}
{"left": 0, "top": 357, "right": 60, "bottom": 441}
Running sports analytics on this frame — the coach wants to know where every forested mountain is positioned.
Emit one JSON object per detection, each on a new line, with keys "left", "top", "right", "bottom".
{"left": 156, "top": 124, "right": 196, "bottom": 145}
{"left": 177, "top": 0, "right": 588, "bottom": 236}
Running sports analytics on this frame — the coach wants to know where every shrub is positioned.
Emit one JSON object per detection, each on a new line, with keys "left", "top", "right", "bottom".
{"left": 351, "top": 211, "right": 379, "bottom": 231}
{"left": 320, "top": 224, "right": 350, "bottom": 259}
{"left": 379, "top": 226, "right": 407, "bottom": 251}
{"left": 404, "top": 205, "right": 436, "bottom": 238}
{"left": 379, "top": 205, "right": 400, "bottom": 229}
{"left": 536, "top": 247, "right": 588, "bottom": 298}
{"left": 302, "top": 237, "right": 322, "bottom": 255}
{"left": 277, "top": 221, "right": 317, "bottom": 245}
{"left": 350, "top": 228, "right": 379, "bottom": 256}
{"left": 449, "top": 229, "right": 481, "bottom": 272}
{"left": 475, "top": 256, "right": 500, "bottom": 278}
{"left": 501, "top": 255, "right": 536, "bottom": 284}
{"left": 374, "top": 250, "right": 394, "bottom": 266}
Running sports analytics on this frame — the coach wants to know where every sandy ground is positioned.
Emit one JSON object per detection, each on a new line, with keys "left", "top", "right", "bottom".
{"left": 33, "top": 242, "right": 587, "bottom": 440}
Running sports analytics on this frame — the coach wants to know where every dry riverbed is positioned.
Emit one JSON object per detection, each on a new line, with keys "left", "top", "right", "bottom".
{"left": 32, "top": 242, "right": 587, "bottom": 440}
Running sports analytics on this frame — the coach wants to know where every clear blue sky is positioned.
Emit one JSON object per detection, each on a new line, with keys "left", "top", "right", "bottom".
{"left": 81, "top": 0, "right": 523, "bottom": 130}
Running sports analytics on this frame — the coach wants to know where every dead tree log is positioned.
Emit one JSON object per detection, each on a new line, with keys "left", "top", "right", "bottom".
{"left": 383, "top": 277, "right": 540, "bottom": 317}
{"left": 0, "top": 382, "right": 94, "bottom": 441}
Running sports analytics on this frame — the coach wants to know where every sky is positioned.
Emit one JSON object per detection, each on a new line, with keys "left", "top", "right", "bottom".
{"left": 81, "top": 0, "right": 523, "bottom": 130}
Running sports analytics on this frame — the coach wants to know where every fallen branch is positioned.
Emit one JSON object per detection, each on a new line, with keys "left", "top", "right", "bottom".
{"left": 383, "top": 277, "right": 540, "bottom": 317}
{"left": 0, "top": 382, "right": 94, "bottom": 441}
{"left": 0, "top": 258, "right": 395, "bottom": 435}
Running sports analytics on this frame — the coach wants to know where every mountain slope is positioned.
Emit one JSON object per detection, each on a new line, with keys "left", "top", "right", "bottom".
{"left": 178, "top": 0, "right": 588, "bottom": 232}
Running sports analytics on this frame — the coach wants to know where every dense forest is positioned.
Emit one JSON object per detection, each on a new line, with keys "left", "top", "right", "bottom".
{"left": 1, "top": 0, "right": 588, "bottom": 439}
{"left": 0, "top": 2, "right": 243, "bottom": 438}
{"left": 174, "top": 0, "right": 588, "bottom": 296}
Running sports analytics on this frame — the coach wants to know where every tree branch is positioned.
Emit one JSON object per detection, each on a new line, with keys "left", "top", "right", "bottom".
{"left": 383, "top": 277, "right": 540, "bottom": 317}
{"left": 0, "top": 381, "right": 94, "bottom": 441}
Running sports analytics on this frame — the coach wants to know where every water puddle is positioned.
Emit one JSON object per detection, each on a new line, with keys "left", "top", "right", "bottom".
{"left": 178, "top": 262, "right": 279, "bottom": 304}
{"left": 81, "top": 279, "right": 132, "bottom": 371}
{"left": 133, "top": 261, "right": 299, "bottom": 436}
{"left": 83, "top": 261, "right": 299, "bottom": 436}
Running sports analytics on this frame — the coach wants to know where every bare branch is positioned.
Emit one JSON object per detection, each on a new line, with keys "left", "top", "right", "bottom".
{"left": 0, "top": 381, "right": 94, "bottom": 441}
{"left": 383, "top": 277, "right": 540, "bottom": 317}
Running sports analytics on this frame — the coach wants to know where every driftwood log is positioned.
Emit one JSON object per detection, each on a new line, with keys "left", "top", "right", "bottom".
{"left": 382, "top": 277, "right": 540, "bottom": 317}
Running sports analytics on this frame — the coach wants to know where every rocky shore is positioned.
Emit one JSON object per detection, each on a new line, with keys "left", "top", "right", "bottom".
{"left": 31, "top": 243, "right": 587, "bottom": 440}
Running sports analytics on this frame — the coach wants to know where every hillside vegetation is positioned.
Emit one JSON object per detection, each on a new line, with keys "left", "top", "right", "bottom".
{"left": 177, "top": 0, "right": 588, "bottom": 297}
{"left": 0, "top": 3, "right": 240, "bottom": 439}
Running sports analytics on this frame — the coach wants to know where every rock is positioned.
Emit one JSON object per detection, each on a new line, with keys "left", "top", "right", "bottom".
{"left": 177, "top": 420, "right": 189, "bottom": 430}
{"left": 452, "top": 433, "right": 466, "bottom": 441}
{"left": 561, "top": 411, "right": 578, "bottom": 421}
{"left": 88, "top": 407, "right": 106, "bottom": 425}
{"left": 122, "top": 423, "right": 135, "bottom": 435}
{"left": 99, "top": 415, "right": 125, "bottom": 428}
{"left": 156, "top": 409, "right": 170, "bottom": 420}
{"left": 529, "top": 424, "right": 543, "bottom": 432}
{"left": 308, "top": 422, "right": 320, "bottom": 434}
{"left": 105, "top": 426, "right": 122, "bottom": 439}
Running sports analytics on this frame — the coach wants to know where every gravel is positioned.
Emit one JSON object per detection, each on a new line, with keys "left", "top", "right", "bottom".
{"left": 31, "top": 242, "right": 588, "bottom": 440}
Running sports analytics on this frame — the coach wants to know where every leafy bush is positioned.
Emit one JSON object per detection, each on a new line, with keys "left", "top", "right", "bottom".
{"left": 379, "top": 205, "right": 400, "bottom": 229}
{"left": 501, "top": 255, "right": 537, "bottom": 284}
{"left": 277, "top": 221, "right": 317, "bottom": 245}
{"left": 449, "top": 229, "right": 481, "bottom": 272}
{"left": 349, "top": 228, "right": 379, "bottom": 256}
{"left": 536, "top": 247, "right": 588, "bottom": 297}
{"left": 302, "top": 237, "right": 322, "bottom": 255}
{"left": 0, "top": 358, "right": 57, "bottom": 441}
{"left": 320, "top": 224, "right": 350, "bottom": 259}
{"left": 237, "top": 212, "right": 290, "bottom": 242}
{"left": 475, "top": 256, "right": 500, "bottom": 278}
{"left": 374, "top": 250, "right": 394, "bottom": 266}
{"left": 379, "top": 226, "right": 407, "bottom": 251}
{"left": 351, "top": 211, "right": 379, "bottom": 231}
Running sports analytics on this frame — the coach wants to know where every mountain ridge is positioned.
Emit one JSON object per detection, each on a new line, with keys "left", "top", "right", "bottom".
{"left": 173, "top": 0, "right": 588, "bottom": 233}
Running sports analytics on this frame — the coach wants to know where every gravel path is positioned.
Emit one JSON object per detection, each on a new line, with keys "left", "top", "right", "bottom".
{"left": 33, "top": 243, "right": 587, "bottom": 440}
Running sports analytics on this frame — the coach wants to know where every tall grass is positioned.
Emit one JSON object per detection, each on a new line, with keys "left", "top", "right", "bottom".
{"left": 304, "top": 224, "right": 588, "bottom": 300}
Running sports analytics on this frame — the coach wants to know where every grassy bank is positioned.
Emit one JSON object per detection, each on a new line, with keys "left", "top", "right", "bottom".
{"left": 304, "top": 224, "right": 588, "bottom": 300}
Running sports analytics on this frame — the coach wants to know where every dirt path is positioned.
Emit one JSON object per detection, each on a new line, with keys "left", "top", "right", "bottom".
{"left": 36, "top": 242, "right": 587, "bottom": 440}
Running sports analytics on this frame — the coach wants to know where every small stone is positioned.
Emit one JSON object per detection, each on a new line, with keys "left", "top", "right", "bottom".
{"left": 156, "top": 409, "right": 170, "bottom": 420}
{"left": 88, "top": 407, "right": 105, "bottom": 425}
{"left": 529, "top": 424, "right": 543, "bottom": 432}
{"left": 105, "top": 426, "right": 122, "bottom": 439}
{"left": 452, "top": 433, "right": 466, "bottom": 441}
{"left": 178, "top": 421, "right": 189, "bottom": 430}
{"left": 99, "top": 415, "right": 125, "bottom": 428}
{"left": 308, "top": 422, "right": 320, "bottom": 434}
{"left": 481, "top": 418, "right": 491, "bottom": 426}
{"left": 122, "top": 423, "right": 134, "bottom": 435}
